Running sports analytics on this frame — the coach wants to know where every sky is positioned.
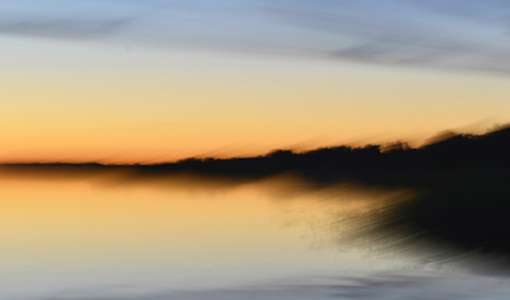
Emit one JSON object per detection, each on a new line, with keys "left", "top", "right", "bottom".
{"left": 1, "top": 0, "right": 510, "bottom": 163}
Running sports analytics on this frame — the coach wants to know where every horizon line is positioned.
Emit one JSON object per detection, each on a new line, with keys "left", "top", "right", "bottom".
{"left": 0, "top": 123, "right": 506, "bottom": 167}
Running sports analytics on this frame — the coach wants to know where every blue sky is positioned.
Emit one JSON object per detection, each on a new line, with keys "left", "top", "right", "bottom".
{"left": 1, "top": 0, "right": 510, "bottom": 74}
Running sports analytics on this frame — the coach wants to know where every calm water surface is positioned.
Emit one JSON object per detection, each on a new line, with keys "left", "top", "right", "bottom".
{"left": 0, "top": 172, "right": 508, "bottom": 300}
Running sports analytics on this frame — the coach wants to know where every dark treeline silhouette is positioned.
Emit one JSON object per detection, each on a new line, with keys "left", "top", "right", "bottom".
{"left": 125, "top": 125, "right": 510, "bottom": 182}
{"left": 3, "top": 125, "right": 510, "bottom": 260}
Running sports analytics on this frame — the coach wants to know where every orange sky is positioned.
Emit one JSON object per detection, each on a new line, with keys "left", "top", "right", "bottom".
{"left": 1, "top": 37, "right": 509, "bottom": 163}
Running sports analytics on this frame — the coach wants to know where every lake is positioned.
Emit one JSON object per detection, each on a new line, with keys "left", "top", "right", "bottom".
{"left": 0, "top": 170, "right": 508, "bottom": 300}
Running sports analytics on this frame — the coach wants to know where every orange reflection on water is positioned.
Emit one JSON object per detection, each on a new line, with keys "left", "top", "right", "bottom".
{"left": 0, "top": 171, "right": 407, "bottom": 299}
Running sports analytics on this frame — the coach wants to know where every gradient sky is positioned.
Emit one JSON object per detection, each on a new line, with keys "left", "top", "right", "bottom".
{"left": 1, "top": 0, "right": 510, "bottom": 163}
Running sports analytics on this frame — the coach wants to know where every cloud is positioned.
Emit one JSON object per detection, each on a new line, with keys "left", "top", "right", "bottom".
{"left": 0, "top": 17, "right": 133, "bottom": 39}
{"left": 1, "top": 0, "right": 510, "bottom": 74}
{"left": 264, "top": 0, "right": 510, "bottom": 74}
{"left": 0, "top": 0, "right": 143, "bottom": 40}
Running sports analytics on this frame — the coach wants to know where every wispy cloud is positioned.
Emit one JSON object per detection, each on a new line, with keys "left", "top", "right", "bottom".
{"left": 0, "top": 0, "right": 143, "bottom": 40}
{"left": 1, "top": 0, "right": 510, "bottom": 74}
{"left": 0, "top": 18, "right": 132, "bottom": 39}
{"left": 264, "top": 0, "right": 510, "bottom": 74}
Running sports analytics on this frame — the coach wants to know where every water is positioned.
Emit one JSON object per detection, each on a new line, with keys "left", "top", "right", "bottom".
{"left": 0, "top": 171, "right": 508, "bottom": 300}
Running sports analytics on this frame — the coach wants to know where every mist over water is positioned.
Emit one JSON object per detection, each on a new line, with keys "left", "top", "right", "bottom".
{"left": 0, "top": 170, "right": 508, "bottom": 300}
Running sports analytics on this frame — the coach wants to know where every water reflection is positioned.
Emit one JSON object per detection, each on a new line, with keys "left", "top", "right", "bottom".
{"left": 0, "top": 171, "right": 507, "bottom": 299}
